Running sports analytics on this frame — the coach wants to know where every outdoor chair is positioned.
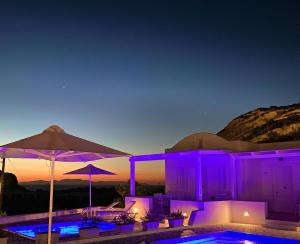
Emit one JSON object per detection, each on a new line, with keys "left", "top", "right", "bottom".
{"left": 81, "top": 201, "right": 120, "bottom": 220}
{"left": 93, "top": 201, "right": 119, "bottom": 211}
{"left": 96, "top": 201, "right": 136, "bottom": 220}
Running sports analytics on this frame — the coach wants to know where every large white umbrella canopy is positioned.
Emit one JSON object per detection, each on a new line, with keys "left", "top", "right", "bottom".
{"left": 64, "top": 164, "right": 116, "bottom": 209}
{"left": 0, "top": 125, "right": 129, "bottom": 244}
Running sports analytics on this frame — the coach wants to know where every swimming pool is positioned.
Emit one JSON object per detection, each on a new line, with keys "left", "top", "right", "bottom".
{"left": 4, "top": 221, "right": 116, "bottom": 239}
{"left": 155, "top": 231, "right": 300, "bottom": 243}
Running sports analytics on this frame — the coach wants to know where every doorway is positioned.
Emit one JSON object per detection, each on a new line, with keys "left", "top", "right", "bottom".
{"left": 267, "top": 164, "right": 297, "bottom": 220}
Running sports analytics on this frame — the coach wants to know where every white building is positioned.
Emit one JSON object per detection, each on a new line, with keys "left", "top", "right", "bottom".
{"left": 128, "top": 132, "right": 300, "bottom": 225}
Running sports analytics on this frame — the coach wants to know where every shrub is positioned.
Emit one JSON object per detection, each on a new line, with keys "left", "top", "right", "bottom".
{"left": 141, "top": 211, "right": 163, "bottom": 222}
{"left": 168, "top": 210, "right": 184, "bottom": 220}
{"left": 113, "top": 213, "right": 136, "bottom": 225}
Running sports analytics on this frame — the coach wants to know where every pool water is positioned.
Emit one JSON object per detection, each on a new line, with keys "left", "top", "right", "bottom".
{"left": 5, "top": 221, "right": 116, "bottom": 239}
{"left": 155, "top": 231, "right": 300, "bottom": 244}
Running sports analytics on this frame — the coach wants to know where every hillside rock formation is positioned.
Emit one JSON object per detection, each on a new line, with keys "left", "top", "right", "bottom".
{"left": 218, "top": 103, "right": 300, "bottom": 143}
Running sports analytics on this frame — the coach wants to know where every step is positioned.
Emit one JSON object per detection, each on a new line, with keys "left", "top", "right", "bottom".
{"left": 263, "top": 223, "right": 299, "bottom": 231}
{"left": 263, "top": 219, "right": 300, "bottom": 232}
{"left": 266, "top": 219, "right": 300, "bottom": 227}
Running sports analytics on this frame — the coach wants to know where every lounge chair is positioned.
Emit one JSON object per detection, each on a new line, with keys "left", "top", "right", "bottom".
{"left": 96, "top": 201, "right": 136, "bottom": 220}
{"left": 93, "top": 201, "right": 119, "bottom": 211}
{"left": 81, "top": 201, "right": 120, "bottom": 219}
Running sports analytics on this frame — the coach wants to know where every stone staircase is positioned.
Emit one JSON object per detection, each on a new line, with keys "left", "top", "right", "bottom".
{"left": 263, "top": 219, "right": 300, "bottom": 232}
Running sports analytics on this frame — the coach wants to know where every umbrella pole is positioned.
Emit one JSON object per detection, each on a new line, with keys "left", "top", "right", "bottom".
{"left": 48, "top": 156, "right": 55, "bottom": 244}
{"left": 89, "top": 174, "right": 92, "bottom": 208}
{"left": 89, "top": 174, "right": 92, "bottom": 217}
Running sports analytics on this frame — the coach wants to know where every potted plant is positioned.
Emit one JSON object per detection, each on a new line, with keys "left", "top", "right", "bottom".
{"left": 113, "top": 213, "right": 136, "bottom": 232}
{"left": 167, "top": 210, "right": 184, "bottom": 228}
{"left": 141, "top": 212, "right": 163, "bottom": 231}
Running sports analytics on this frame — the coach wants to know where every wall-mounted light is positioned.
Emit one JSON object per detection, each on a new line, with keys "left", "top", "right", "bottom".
{"left": 133, "top": 208, "right": 138, "bottom": 214}
{"left": 183, "top": 212, "right": 188, "bottom": 218}
{"left": 243, "top": 211, "right": 250, "bottom": 217}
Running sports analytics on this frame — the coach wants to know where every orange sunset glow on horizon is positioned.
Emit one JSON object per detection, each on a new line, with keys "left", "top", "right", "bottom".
{"left": 0, "top": 123, "right": 167, "bottom": 186}
{"left": 4, "top": 157, "right": 165, "bottom": 184}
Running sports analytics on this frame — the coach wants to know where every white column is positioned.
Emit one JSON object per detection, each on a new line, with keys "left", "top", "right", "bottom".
{"left": 230, "top": 155, "right": 237, "bottom": 200}
{"left": 48, "top": 154, "right": 55, "bottom": 244}
{"left": 195, "top": 156, "right": 203, "bottom": 201}
{"left": 130, "top": 159, "right": 135, "bottom": 197}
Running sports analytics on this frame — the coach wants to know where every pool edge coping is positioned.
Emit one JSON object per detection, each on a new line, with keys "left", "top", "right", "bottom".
{"left": 60, "top": 223, "right": 300, "bottom": 244}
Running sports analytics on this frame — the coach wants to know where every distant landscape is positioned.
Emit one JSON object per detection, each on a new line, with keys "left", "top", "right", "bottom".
{"left": 20, "top": 179, "right": 127, "bottom": 191}
{"left": 2, "top": 172, "right": 164, "bottom": 215}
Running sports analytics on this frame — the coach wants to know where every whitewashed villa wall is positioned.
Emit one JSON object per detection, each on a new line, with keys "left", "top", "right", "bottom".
{"left": 230, "top": 200, "right": 267, "bottom": 225}
{"left": 165, "top": 154, "right": 197, "bottom": 200}
{"left": 201, "top": 154, "right": 231, "bottom": 201}
{"left": 171, "top": 200, "right": 267, "bottom": 226}
{"left": 125, "top": 196, "right": 153, "bottom": 220}
{"left": 188, "top": 201, "right": 231, "bottom": 225}
{"left": 165, "top": 153, "right": 232, "bottom": 201}
{"left": 237, "top": 156, "right": 300, "bottom": 215}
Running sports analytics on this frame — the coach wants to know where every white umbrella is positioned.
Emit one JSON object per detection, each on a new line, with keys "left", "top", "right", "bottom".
{"left": 0, "top": 125, "right": 129, "bottom": 244}
{"left": 64, "top": 164, "right": 116, "bottom": 209}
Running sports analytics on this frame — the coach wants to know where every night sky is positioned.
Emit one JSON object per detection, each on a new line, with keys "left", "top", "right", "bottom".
{"left": 0, "top": 1, "right": 300, "bottom": 182}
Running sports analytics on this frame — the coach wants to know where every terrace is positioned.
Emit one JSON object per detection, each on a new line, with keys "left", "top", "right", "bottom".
{"left": 2, "top": 213, "right": 300, "bottom": 243}
{"left": 2, "top": 132, "right": 300, "bottom": 243}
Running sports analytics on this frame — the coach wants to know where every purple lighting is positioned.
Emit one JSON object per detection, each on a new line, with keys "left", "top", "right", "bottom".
{"left": 130, "top": 149, "right": 227, "bottom": 162}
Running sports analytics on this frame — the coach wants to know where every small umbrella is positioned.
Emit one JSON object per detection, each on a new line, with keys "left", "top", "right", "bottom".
{"left": 64, "top": 164, "right": 116, "bottom": 209}
{"left": 0, "top": 125, "right": 129, "bottom": 244}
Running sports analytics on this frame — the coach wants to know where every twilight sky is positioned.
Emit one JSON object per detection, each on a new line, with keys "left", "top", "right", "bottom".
{"left": 0, "top": 0, "right": 300, "bottom": 183}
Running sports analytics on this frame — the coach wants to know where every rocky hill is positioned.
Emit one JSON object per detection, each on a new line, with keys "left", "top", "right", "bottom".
{"left": 218, "top": 103, "right": 300, "bottom": 143}
{"left": 0, "top": 171, "right": 27, "bottom": 193}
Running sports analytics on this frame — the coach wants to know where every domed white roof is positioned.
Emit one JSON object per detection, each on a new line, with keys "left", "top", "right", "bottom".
{"left": 166, "top": 132, "right": 300, "bottom": 153}
{"left": 166, "top": 132, "right": 256, "bottom": 152}
{"left": 167, "top": 132, "right": 232, "bottom": 152}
